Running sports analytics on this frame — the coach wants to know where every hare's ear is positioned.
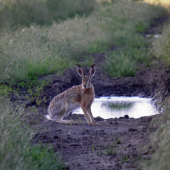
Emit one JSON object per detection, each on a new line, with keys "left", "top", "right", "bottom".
{"left": 89, "top": 64, "right": 96, "bottom": 77}
{"left": 77, "top": 64, "right": 85, "bottom": 77}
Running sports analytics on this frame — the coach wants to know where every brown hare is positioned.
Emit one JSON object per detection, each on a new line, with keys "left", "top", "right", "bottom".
{"left": 47, "top": 64, "right": 97, "bottom": 125}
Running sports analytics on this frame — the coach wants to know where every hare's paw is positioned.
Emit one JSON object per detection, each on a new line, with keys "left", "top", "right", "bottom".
{"left": 93, "top": 121, "right": 99, "bottom": 125}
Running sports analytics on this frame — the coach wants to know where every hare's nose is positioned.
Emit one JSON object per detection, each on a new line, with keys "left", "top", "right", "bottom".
{"left": 83, "top": 85, "right": 87, "bottom": 89}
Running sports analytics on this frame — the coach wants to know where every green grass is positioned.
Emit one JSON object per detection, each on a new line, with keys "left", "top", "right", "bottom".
{"left": 105, "top": 143, "right": 117, "bottom": 156}
{"left": 103, "top": 47, "right": 149, "bottom": 77}
{"left": 0, "top": 0, "right": 167, "bottom": 84}
{"left": 141, "top": 4, "right": 170, "bottom": 169}
{"left": 150, "top": 22, "right": 170, "bottom": 66}
{"left": 143, "top": 107, "right": 170, "bottom": 170}
{"left": 0, "top": 0, "right": 96, "bottom": 28}
{"left": 0, "top": 98, "right": 63, "bottom": 170}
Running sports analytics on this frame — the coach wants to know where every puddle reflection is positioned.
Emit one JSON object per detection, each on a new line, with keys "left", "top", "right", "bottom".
{"left": 73, "top": 97, "right": 159, "bottom": 119}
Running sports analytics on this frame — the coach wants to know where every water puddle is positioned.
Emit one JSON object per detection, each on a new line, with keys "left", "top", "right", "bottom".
{"left": 73, "top": 96, "right": 159, "bottom": 119}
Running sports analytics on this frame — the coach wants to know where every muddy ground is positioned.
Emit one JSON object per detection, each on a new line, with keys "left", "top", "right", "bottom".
{"left": 26, "top": 64, "right": 168, "bottom": 170}
{"left": 12, "top": 16, "right": 170, "bottom": 169}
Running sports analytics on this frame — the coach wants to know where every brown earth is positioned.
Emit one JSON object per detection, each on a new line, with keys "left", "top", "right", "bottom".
{"left": 12, "top": 16, "right": 170, "bottom": 169}
{"left": 32, "top": 113, "right": 155, "bottom": 170}
{"left": 25, "top": 64, "right": 168, "bottom": 170}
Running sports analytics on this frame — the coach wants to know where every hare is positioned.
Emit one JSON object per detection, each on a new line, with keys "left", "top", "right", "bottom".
{"left": 47, "top": 64, "right": 98, "bottom": 125}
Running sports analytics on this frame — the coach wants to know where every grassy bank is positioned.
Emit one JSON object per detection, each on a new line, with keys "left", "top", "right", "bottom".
{"left": 0, "top": 0, "right": 167, "bottom": 84}
{"left": 142, "top": 1, "right": 170, "bottom": 169}
{"left": 150, "top": 23, "right": 170, "bottom": 66}
{"left": 0, "top": 98, "right": 63, "bottom": 170}
{"left": 143, "top": 106, "right": 170, "bottom": 170}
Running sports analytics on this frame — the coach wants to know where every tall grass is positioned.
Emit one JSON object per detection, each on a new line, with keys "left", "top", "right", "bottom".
{"left": 98, "top": 1, "right": 165, "bottom": 77}
{"left": 0, "top": 98, "right": 63, "bottom": 170}
{"left": 0, "top": 0, "right": 96, "bottom": 28}
{"left": 150, "top": 23, "right": 170, "bottom": 66}
{"left": 143, "top": 107, "right": 170, "bottom": 170}
{"left": 103, "top": 48, "right": 148, "bottom": 77}
{"left": 0, "top": 0, "right": 167, "bottom": 84}
{"left": 142, "top": 2, "right": 170, "bottom": 169}
{"left": 148, "top": 0, "right": 170, "bottom": 66}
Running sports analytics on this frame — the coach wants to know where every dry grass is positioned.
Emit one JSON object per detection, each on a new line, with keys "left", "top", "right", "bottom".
{"left": 145, "top": 0, "right": 170, "bottom": 6}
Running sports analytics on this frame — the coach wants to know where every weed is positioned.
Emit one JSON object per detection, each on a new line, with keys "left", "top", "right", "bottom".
{"left": 115, "top": 133, "right": 121, "bottom": 144}
{"left": 92, "top": 145, "right": 95, "bottom": 152}
{"left": 122, "top": 154, "right": 130, "bottom": 163}
{"left": 0, "top": 84, "right": 13, "bottom": 96}
{"left": 105, "top": 147, "right": 116, "bottom": 156}
{"left": 105, "top": 143, "right": 116, "bottom": 156}
{"left": 135, "top": 21, "right": 148, "bottom": 32}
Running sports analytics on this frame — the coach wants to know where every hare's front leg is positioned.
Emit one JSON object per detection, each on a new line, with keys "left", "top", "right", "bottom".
{"left": 81, "top": 106, "right": 92, "bottom": 125}
{"left": 87, "top": 107, "right": 98, "bottom": 125}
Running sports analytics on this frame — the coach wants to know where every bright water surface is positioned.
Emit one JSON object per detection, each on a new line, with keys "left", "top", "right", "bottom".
{"left": 73, "top": 97, "right": 159, "bottom": 119}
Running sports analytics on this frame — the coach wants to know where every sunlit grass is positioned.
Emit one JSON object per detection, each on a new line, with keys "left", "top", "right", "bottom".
{"left": 145, "top": 0, "right": 170, "bottom": 6}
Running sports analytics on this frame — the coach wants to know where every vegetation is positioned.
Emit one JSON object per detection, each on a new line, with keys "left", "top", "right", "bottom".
{"left": 143, "top": 107, "right": 170, "bottom": 170}
{"left": 150, "top": 23, "right": 170, "bottom": 66}
{"left": 0, "top": 0, "right": 167, "bottom": 85}
{"left": 1, "top": 0, "right": 170, "bottom": 169}
{"left": 0, "top": 0, "right": 96, "bottom": 28}
{"left": 141, "top": 1, "right": 170, "bottom": 169}
{"left": 0, "top": 98, "right": 63, "bottom": 170}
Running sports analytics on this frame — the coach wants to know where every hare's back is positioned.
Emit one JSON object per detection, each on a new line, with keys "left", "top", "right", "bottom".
{"left": 54, "top": 85, "right": 81, "bottom": 102}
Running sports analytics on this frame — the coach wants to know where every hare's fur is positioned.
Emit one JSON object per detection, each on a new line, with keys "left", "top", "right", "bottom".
{"left": 47, "top": 64, "right": 97, "bottom": 125}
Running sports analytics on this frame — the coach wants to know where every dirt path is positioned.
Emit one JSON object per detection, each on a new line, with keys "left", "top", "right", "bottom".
{"left": 32, "top": 112, "right": 156, "bottom": 170}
